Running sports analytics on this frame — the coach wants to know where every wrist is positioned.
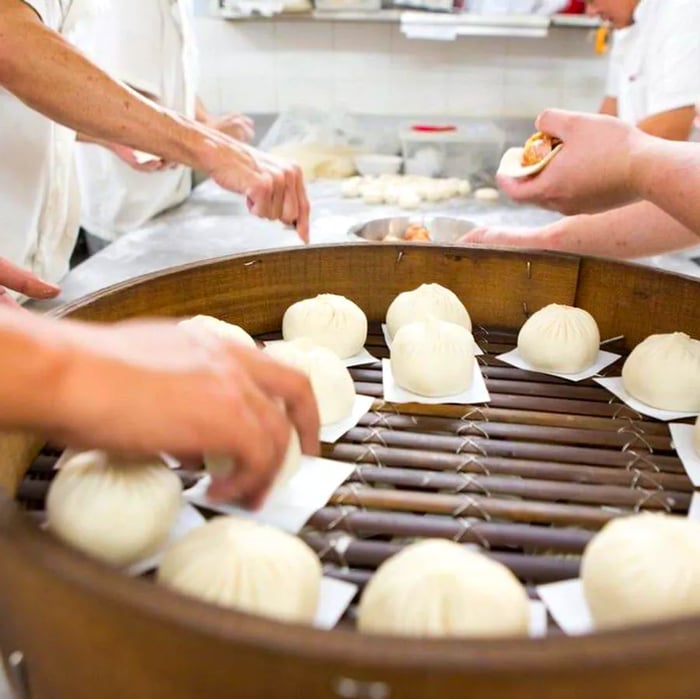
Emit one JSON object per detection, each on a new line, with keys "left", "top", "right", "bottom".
{"left": 628, "top": 130, "right": 657, "bottom": 201}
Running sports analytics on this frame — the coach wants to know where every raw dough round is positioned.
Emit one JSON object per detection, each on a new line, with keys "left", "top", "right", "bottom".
{"left": 179, "top": 315, "right": 256, "bottom": 348}
{"left": 581, "top": 513, "right": 700, "bottom": 630}
{"left": 386, "top": 283, "right": 471, "bottom": 339}
{"left": 283, "top": 293, "right": 368, "bottom": 359}
{"left": 458, "top": 179, "right": 472, "bottom": 196}
{"left": 47, "top": 451, "right": 182, "bottom": 567}
{"left": 358, "top": 539, "right": 529, "bottom": 638}
{"left": 363, "top": 184, "right": 385, "bottom": 205}
{"left": 474, "top": 187, "right": 499, "bottom": 201}
{"left": 158, "top": 516, "right": 322, "bottom": 623}
{"left": 205, "top": 429, "right": 301, "bottom": 489}
{"left": 398, "top": 189, "right": 421, "bottom": 209}
{"left": 391, "top": 319, "right": 475, "bottom": 397}
{"left": 264, "top": 338, "right": 356, "bottom": 425}
{"left": 517, "top": 304, "right": 600, "bottom": 374}
{"left": 341, "top": 176, "right": 363, "bottom": 198}
{"left": 622, "top": 332, "right": 700, "bottom": 411}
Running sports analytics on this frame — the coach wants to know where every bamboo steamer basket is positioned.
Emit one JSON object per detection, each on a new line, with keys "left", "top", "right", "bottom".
{"left": 1, "top": 243, "right": 699, "bottom": 699}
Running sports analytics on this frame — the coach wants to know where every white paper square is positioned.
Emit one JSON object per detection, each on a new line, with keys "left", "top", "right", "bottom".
{"left": 381, "top": 358, "right": 491, "bottom": 405}
{"left": 321, "top": 394, "right": 375, "bottom": 444}
{"left": 688, "top": 492, "right": 700, "bottom": 521}
{"left": 536, "top": 578, "right": 593, "bottom": 636}
{"left": 184, "top": 456, "right": 355, "bottom": 534}
{"left": 528, "top": 600, "right": 548, "bottom": 639}
{"left": 126, "top": 503, "right": 206, "bottom": 577}
{"left": 670, "top": 423, "right": 700, "bottom": 487}
{"left": 381, "top": 323, "right": 484, "bottom": 356}
{"left": 263, "top": 340, "right": 377, "bottom": 368}
{"left": 497, "top": 348, "right": 620, "bottom": 382}
{"left": 314, "top": 577, "right": 358, "bottom": 630}
{"left": 594, "top": 377, "right": 700, "bottom": 422}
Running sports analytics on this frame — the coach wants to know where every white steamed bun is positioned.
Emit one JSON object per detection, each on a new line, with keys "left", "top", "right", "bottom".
{"left": 157, "top": 516, "right": 322, "bottom": 623}
{"left": 391, "top": 319, "right": 475, "bottom": 397}
{"left": 358, "top": 539, "right": 529, "bottom": 638}
{"left": 386, "top": 283, "right": 471, "bottom": 339}
{"left": 581, "top": 513, "right": 700, "bottom": 630}
{"left": 622, "top": 332, "right": 700, "bottom": 411}
{"left": 282, "top": 294, "right": 367, "bottom": 359}
{"left": 178, "top": 315, "right": 256, "bottom": 348}
{"left": 264, "top": 338, "right": 356, "bottom": 425}
{"left": 517, "top": 304, "right": 600, "bottom": 374}
{"left": 47, "top": 450, "right": 182, "bottom": 567}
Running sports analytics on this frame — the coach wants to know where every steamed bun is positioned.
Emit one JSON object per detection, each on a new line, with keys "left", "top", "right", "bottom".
{"left": 179, "top": 315, "right": 256, "bottom": 348}
{"left": 282, "top": 294, "right": 367, "bottom": 359}
{"left": 264, "top": 338, "right": 356, "bottom": 425}
{"left": 386, "top": 283, "right": 471, "bottom": 339}
{"left": 157, "top": 516, "right": 322, "bottom": 623}
{"left": 517, "top": 304, "right": 600, "bottom": 374}
{"left": 358, "top": 540, "right": 529, "bottom": 638}
{"left": 581, "top": 514, "right": 700, "bottom": 630}
{"left": 622, "top": 332, "right": 700, "bottom": 411}
{"left": 47, "top": 450, "right": 182, "bottom": 567}
{"left": 391, "top": 319, "right": 475, "bottom": 397}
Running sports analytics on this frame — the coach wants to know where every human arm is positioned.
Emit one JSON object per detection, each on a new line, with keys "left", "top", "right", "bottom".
{"left": 637, "top": 106, "right": 697, "bottom": 142}
{"left": 0, "top": 308, "right": 320, "bottom": 507}
{"left": 0, "top": 258, "right": 60, "bottom": 308}
{"left": 196, "top": 97, "right": 255, "bottom": 144}
{"left": 599, "top": 96, "right": 618, "bottom": 117}
{"left": 459, "top": 201, "right": 700, "bottom": 258}
{"left": 0, "top": 0, "right": 308, "bottom": 239}
{"left": 497, "top": 109, "right": 700, "bottom": 236}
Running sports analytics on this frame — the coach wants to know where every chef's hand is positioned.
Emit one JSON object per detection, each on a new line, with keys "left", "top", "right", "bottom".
{"left": 203, "top": 140, "right": 310, "bottom": 243}
{"left": 210, "top": 113, "right": 255, "bottom": 144}
{"left": 458, "top": 225, "right": 547, "bottom": 248}
{"left": 497, "top": 109, "right": 646, "bottom": 215}
{"left": 0, "top": 257, "right": 60, "bottom": 308}
{"left": 52, "top": 319, "right": 320, "bottom": 508}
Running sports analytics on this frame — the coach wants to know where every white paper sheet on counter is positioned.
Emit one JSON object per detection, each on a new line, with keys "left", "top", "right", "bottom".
{"left": 321, "top": 394, "right": 375, "bottom": 444}
{"left": 315, "top": 578, "right": 358, "bottom": 630}
{"left": 528, "top": 600, "right": 548, "bottom": 639}
{"left": 536, "top": 579, "right": 593, "bottom": 636}
{"left": 381, "top": 324, "right": 484, "bottom": 356}
{"left": 669, "top": 423, "right": 700, "bottom": 487}
{"left": 594, "top": 377, "right": 700, "bottom": 422}
{"left": 184, "top": 456, "right": 355, "bottom": 534}
{"left": 263, "top": 340, "right": 377, "bottom": 368}
{"left": 497, "top": 348, "right": 620, "bottom": 382}
{"left": 381, "top": 358, "right": 491, "bottom": 406}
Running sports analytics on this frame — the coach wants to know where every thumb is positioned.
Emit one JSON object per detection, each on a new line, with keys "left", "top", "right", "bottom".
{"left": 458, "top": 227, "right": 489, "bottom": 244}
{"left": 534, "top": 108, "right": 572, "bottom": 140}
{"left": 0, "top": 258, "right": 60, "bottom": 299}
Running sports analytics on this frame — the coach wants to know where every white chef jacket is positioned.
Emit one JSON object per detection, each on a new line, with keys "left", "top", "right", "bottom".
{"left": 0, "top": 0, "right": 81, "bottom": 284}
{"left": 605, "top": 0, "right": 700, "bottom": 127}
{"left": 72, "top": 0, "right": 198, "bottom": 241}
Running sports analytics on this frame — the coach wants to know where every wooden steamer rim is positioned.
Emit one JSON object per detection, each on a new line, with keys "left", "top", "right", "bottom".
{"left": 1, "top": 243, "right": 699, "bottom": 699}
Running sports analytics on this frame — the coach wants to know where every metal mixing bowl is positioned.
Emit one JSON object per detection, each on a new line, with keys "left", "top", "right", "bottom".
{"left": 348, "top": 216, "right": 478, "bottom": 244}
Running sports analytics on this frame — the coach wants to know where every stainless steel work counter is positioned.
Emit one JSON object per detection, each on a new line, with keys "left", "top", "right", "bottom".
{"left": 39, "top": 176, "right": 699, "bottom": 310}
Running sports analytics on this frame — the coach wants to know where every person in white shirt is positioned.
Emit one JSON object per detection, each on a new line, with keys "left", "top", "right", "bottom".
{"left": 591, "top": 0, "right": 700, "bottom": 141}
{"left": 0, "top": 0, "right": 316, "bottom": 503}
{"left": 0, "top": 0, "right": 307, "bottom": 291}
{"left": 71, "top": 0, "right": 255, "bottom": 251}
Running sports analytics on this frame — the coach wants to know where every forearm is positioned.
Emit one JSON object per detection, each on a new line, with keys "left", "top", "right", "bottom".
{"left": 0, "top": 3, "right": 226, "bottom": 171}
{"left": 541, "top": 202, "right": 699, "bottom": 258}
{"left": 632, "top": 138, "right": 700, "bottom": 236}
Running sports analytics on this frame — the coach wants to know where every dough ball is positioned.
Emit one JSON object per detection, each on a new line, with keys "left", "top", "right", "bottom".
{"left": 422, "top": 179, "right": 443, "bottom": 202}
{"left": 205, "top": 429, "right": 301, "bottom": 490}
{"left": 47, "top": 450, "right": 182, "bottom": 567}
{"left": 178, "top": 315, "right": 256, "bottom": 348}
{"left": 386, "top": 282, "right": 471, "bottom": 339}
{"left": 581, "top": 514, "right": 700, "bottom": 630}
{"left": 517, "top": 304, "right": 600, "bottom": 374}
{"left": 341, "top": 176, "right": 363, "bottom": 198}
{"left": 458, "top": 179, "right": 472, "bottom": 196}
{"left": 158, "top": 516, "right": 322, "bottom": 623}
{"left": 391, "top": 319, "right": 475, "bottom": 397}
{"left": 362, "top": 184, "right": 385, "bottom": 205}
{"left": 622, "top": 332, "right": 700, "bottom": 411}
{"left": 474, "top": 187, "right": 499, "bottom": 201}
{"left": 283, "top": 293, "right": 368, "bottom": 359}
{"left": 695, "top": 417, "right": 700, "bottom": 457}
{"left": 443, "top": 178, "right": 461, "bottom": 199}
{"left": 358, "top": 539, "right": 529, "bottom": 638}
{"left": 398, "top": 188, "right": 422, "bottom": 210}
{"left": 383, "top": 184, "right": 402, "bottom": 205}
{"left": 264, "top": 338, "right": 356, "bottom": 425}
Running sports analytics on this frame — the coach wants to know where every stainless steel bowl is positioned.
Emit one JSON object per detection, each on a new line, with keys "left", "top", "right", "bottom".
{"left": 347, "top": 216, "right": 478, "bottom": 244}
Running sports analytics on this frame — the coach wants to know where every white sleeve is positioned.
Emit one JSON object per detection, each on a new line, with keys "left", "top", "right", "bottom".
{"left": 74, "top": 0, "right": 165, "bottom": 101}
{"left": 19, "top": 0, "right": 52, "bottom": 25}
{"left": 604, "top": 33, "right": 623, "bottom": 99}
{"left": 645, "top": 0, "right": 700, "bottom": 117}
